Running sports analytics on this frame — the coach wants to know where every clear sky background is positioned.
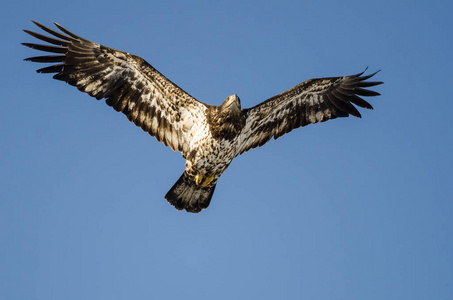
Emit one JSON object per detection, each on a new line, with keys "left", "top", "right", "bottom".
{"left": 1, "top": 0, "right": 452, "bottom": 299}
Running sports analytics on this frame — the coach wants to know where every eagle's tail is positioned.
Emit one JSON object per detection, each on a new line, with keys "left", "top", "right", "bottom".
{"left": 165, "top": 172, "right": 217, "bottom": 213}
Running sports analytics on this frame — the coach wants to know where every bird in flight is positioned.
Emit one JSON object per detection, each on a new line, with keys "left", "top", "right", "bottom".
{"left": 23, "top": 21, "right": 383, "bottom": 213}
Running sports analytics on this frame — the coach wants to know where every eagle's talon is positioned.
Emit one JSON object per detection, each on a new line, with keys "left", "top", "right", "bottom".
{"left": 202, "top": 175, "right": 214, "bottom": 186}
{"left": 194, "top": 173, "right": 203, "bottom": 186}
{"left": 194, "top": 174, "right": 214, "bottom": 186}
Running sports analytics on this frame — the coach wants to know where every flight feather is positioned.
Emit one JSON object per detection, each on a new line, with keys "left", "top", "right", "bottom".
{"left": 235, "top": 71, "right": 383, "bottom": 155}
{"left": 23, "top": 21, "right": 207, "bottom": 155}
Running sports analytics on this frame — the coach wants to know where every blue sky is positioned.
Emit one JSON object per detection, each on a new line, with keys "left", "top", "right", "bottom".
{"left": 1, "top": 0, "right": 452, "bottom": 299}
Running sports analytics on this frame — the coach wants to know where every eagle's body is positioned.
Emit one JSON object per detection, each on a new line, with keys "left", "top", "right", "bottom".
{"left": 23, "top": 21, "right": 382, "bottom": 213}
{"left": 166, "top": 95, "right": 244, "bottom": 211}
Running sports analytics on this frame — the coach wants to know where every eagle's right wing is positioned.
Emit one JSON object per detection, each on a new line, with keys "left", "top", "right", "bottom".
{"left": 236, "top": 70, "right": 383, "bottom": 156}
{"left": 23, "top": 21, "right": 208, "bottom": 156}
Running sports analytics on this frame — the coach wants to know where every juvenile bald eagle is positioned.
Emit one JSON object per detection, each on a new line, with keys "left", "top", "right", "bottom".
{"left": 23, "top": 21, "right": 383, "bottom": 213}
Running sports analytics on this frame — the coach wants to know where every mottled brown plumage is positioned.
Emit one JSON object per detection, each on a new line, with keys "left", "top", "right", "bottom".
{"left": 23, "top": 21, "right": 383, "bottom": 213}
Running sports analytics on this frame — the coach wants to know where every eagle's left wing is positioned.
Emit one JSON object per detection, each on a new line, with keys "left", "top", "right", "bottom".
{"left": 23, "top": 21, "right": 208, "bottom": 156}
{"left": 235, "top": 70, "right": 382, "bottom": 156}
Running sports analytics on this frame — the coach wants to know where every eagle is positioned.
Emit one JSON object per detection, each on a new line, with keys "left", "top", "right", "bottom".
{"left": 23, "top": 21, "right": 383, "bottom": 213}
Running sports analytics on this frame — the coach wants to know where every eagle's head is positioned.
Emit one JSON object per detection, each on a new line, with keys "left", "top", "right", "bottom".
{"left": 221, "top": 94, "right": 241, "bottom": 115}
{"left": 207, "top": 94, "right": 244, "bottom": 139}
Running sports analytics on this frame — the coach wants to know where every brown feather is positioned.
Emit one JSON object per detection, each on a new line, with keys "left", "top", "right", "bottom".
{"left": 24, "top": 55, "right": 65, "bottom": 63}
{"left": 236, "top": 70, "right": 382, "bottom": 155}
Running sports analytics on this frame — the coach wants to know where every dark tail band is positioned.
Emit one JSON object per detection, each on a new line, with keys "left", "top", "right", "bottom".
{"left": 165, "top": 172, "right": 217, "bottom": 213}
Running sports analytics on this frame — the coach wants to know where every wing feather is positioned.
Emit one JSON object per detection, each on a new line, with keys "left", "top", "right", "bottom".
{"left": 236, "top": 70, "right": 382, "bottom": 155}
{"left": 23, "top": 21, "right": 208, "bottom": 155}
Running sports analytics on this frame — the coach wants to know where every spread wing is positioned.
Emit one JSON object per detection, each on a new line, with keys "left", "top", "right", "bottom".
{"left": 23, "top": 21, "right": 208, "bottom": 156}
{"left": 235, "top": 70, "right": 383, "bottom": 155}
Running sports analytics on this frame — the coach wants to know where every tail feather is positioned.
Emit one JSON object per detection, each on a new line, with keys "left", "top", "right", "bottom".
{"left": 165, "top": 172, "right": 216, "bottom": 213}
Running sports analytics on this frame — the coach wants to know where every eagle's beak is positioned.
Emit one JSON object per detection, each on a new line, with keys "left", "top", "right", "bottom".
{"left": 232, "top": 94, "right": 240, "bottom": 105}
{"left": 223, "top": 94, "right": 241, "bottom": 110}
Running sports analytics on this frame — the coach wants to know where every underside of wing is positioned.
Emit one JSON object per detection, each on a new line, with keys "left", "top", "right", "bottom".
{"left": 23, "top": 21, "right": 207, "bottom": 155}
{"left": 236, "top": 70, "right": 383, "bottom": 155}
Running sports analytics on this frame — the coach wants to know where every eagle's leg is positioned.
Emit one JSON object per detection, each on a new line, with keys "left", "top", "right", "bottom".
{"left": 202, "top": 175, "right": 215, "bottom": 186}
{"left": 194, "top": 173, "right": 203, "bottom": 185}
{"left": 194, "top": 173, "right": 215, "bottom": 186}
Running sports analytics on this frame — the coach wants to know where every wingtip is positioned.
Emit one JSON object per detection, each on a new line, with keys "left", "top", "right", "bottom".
{"left": 353, "top": 111, "right": 363, "bottom": 118}
{"left": 368, "top": 69, "right": 382, "bottom": 77}
{"left": 357, "top": 70, "right": 383, "bottom": 82}
{"left": 355, "top": 68, "right": 382, "bottom": 79}
{"left": 21, "top": 42, "right": 33, "bottom": 49}
{"left": 31, "top": 20, "right": 42, "bottom": 27}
